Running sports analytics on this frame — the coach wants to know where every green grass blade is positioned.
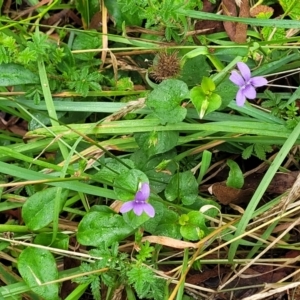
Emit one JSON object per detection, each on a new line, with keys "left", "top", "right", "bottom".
{"left": 0, "top": 162, "right": 116, "bottom": 199}
{"left": 37, "top": 48, "right": 69, "bottom": 160}
{"left": 228, "top": 121, "right": 300, "bottom": 262}
{"left": 177, "top": 9, "right": 300, "bottom": 29}
{"left": 26, "top": 119, "right": 295, "bottom": 139}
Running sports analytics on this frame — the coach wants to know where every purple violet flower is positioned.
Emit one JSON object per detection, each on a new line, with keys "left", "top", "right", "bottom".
{"left": 229, "top": 62, "right": 268, "bottom": 106}
{"left": 120, "top": 182, "right": 155, "bottom": 217}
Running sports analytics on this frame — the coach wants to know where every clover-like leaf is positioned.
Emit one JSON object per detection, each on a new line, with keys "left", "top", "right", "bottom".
{"left": 180, "top": 211, "right": 209, "bottom": 241}
{"left": 190, "top": 85, "right": 221, "bottom": 119}
{"left": 201, "top": 76, "right": 215, "bottom": 94}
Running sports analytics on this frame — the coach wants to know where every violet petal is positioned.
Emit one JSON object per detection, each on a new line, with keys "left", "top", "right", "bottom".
{"left": 243, "top": 85, "right": 256, "bottom": 99}
{"left": 120, "top": 201, "right": 135, "bottom": 213}
{"left": 229, "top": 71, "right": 245, "bottom": 87}
{"left": 133, "top": 203, "right": 144, "bottom": 216}
{"left": 236, "top": 89, "right": 246, "bottom": 106}
{"left": 237, "top": 62, "right": 251, "bottom": 81}
{"left": 135, "top": 183, "right": 150, "bottom": 201}
{"left": 143, "top": 203, "right": 155, "bottom": 217}
{"left": 249, "top": 76, "right": 268, "bottom": 87}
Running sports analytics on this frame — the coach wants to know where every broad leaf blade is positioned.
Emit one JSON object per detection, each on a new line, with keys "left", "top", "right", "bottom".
{"left": 22, "top": 187, "right": 68, "bottom": 231}
{"left": 135, "top": 131, "right": 179, "bottom": 158}
{"left": 0, "top": 63, "right": 39, "bottom": 86}
{"left": 18, "top": 248, "right": 59, "bottom": 300}
{"left": 77, "top": 211, "right": 134, "bottom": 247}
{"left": 146, "top": 79, "right": 189, "bottom": 124}
{"left": 165, "top": 171, "right": 198, "bottom": 205}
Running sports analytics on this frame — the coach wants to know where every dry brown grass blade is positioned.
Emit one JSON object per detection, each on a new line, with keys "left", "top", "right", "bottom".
{"left": 219, "top": 211, "right": 300, "bottom": 291}
{"left": 108, "top": 50, "right": 118, "bottom": 82}
{"left": 101, "top": 0, "right": 108, "bottom": 68}
{"left": 142, "top": 236, "right": 198, "bottom": 249}
{"left": 256, "top": 172, "right": 300, "bottom": 226}
{"left": 13, "top": 0, "right": 51, "bottom": 20}
{"left": 243, "top": 281, "right": 300, "bottom": 300}
{"left": 168, "top": 219, "right": 237, "bottom": 300}
{"left": 282, "top": 172, "right": 300, "bottom": 211}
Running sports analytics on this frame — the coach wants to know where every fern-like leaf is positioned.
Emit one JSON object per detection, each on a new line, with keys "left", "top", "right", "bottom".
{"left": 127, "top": 265, "right": 155, "bottom": 297}
{"left": 254, "top": 144, "right": 266, "bottom": 160}
{"left": 242, "top": 145, "right": 253, "bottom": 160}
{"left": 90, "top": 276, "right": 101, "bottom": 300}
{"left": 127, "top": 264, "right": 166, "bottom": 299}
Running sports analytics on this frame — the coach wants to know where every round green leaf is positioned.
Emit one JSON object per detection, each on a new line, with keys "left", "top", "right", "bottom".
{"left": 180, "top": 224, "right": 205, "bottom": 241}
{"left": 179, "top": 53, "right": 211, "bottom": 86}
{"left": 96, "top": 158, "right": 135, "bottom": 184}
{"left": 135, "top": 131, "right": 179, "bottom": 158}
{"left": 154, "top": 210, "right": 181, "bottom": 239}
{"left": 206, "top": 93, "right": 222, "bottom": 113}
{"left": 34, "top": 233, "right": 69, "bottom": 250}
{"left": 178, "top": 214, "right": 189, "bottom": 226}
{"left": 143, "top": 200, "right": 165, "bottom": 233}
{"left": 190, "top": 86, "right": 221, "bottom": 119}
{"left": 77, "top": 211, "right": 134, "bottom": 247}
{"left": 72, "top": 31, "right": 102, "bottom": 61}
{"left": 114, "top": 169, "right": 148, "bottom": 200}
{"left": 201, "top": 76, "right": 215, "bottom": 93}
{"left": 22, "top": 187, "right": 69, "bottom": 231}
{"left": 131, "top": 149, "right": 177, "bottom": 193}
{"left": 104, "top": 0, "right": 142, "bottom": 29}
{"left": 215, "top": 78, "right": 238, "bottom": 110}
{"left": 180, "top": 211, "right": 208, "bottom": 241}
{"left": 165, "top": 171, "right": 198, "bottom": 205}
{"left": 18, "top": 247, "right": 59, "bottom": 300}
{"left": 146, "top": 79, "right": 189, "bottom": 124}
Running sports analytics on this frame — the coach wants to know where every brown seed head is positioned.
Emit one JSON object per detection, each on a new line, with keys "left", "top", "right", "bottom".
{"left": 149, "top": 51, "right": 181, "bottom": 83}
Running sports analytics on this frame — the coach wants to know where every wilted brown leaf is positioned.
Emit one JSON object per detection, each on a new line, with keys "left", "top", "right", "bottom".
{"left": 250, "top": 5, "right": 274, "bottom": 17}
{"left": 235, "top": 0, "right": 250, "bottom": 43}
{"left": 222, "top": 0, "right": 237, "bottom": 41}
{"left": 0, "top": 115, "right": 27, "bottom": 137}
{"left": 187, "top": 266, "right": 230, "bottom": 285}
{"left": 194, "top": 0, "right": 223, "bottom": 39}
{"left": 207, "top": 171, "right": 299, "bottom": 205}
{"left": 222, "top": 0, "right": 249, "bottom": 43}
{"left": 209, "top": 182, "right": 254, "bottom": 205}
